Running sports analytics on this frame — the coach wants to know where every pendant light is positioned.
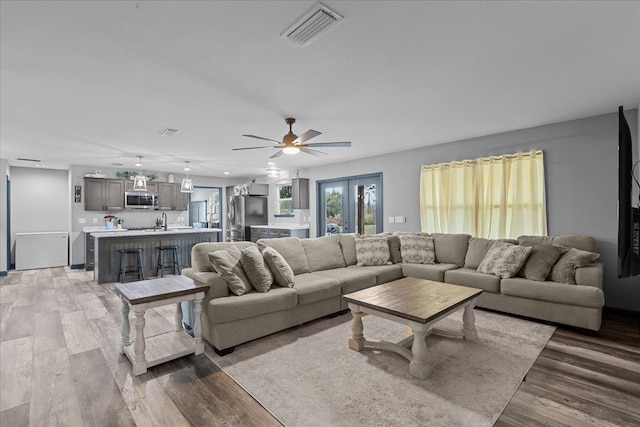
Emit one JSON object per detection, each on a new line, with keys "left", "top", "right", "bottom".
{"left": 181, "top": 161, "right": 193, "bottom": 193}
{"left": 132, "top": 155, "right": 147, "bottom": 191}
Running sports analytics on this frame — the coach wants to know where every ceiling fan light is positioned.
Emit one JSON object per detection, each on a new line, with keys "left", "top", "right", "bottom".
{"left": 283, "top": 146, "right": 300, "bottom": 155}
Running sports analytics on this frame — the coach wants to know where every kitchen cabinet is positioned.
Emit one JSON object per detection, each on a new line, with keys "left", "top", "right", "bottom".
{"left": 84, "top": 178, "right": 125, "bottom": 211}
{"left": 85, "top": 232, "right": 95, "bottom": 271}
{"left": 292, "top": 178, "right": 309, "bottom": 209}
{"left": 158, "top": 183, "right": 189, "bottom": 211}
{"left": 125, "top": 180, "right": 158, "bottom": 193}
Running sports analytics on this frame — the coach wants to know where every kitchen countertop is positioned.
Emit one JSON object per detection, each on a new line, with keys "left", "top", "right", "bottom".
{"left": 250, "top": 224, "right": 310, "bottom": 230}
{"left": 92, "top": 228, "right": 222, "bottom": 238}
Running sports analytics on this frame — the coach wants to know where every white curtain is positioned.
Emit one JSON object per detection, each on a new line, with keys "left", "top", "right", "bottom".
{"left": 420, "top": 150, "right": 547, "bottom": 239}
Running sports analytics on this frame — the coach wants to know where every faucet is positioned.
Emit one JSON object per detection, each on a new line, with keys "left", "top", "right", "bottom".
{"left": 162, "top": 212, "right": 167, "bottom": 231}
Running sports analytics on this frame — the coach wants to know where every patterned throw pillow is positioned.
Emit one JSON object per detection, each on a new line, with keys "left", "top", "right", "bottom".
{"left": 262, "top": 247, "right": 295, "bottom": 288}
{"left": 477, "top": 241, "right": 532, "bottom": 279}
{"left": 240, "top": 245, "right": 273, "bottom": 292}
{"left": 549, "top": 247, "right": 600, "bottom": 285}
{"left": 208, "top": 246, "right": 252, "bottom": 296}
{"left": 355, "top": 237, "right": 391, "bottom": 266}
{"left": 399, "top": 234, "right": 435, "bottom": 264}
{"left": 517, "top": 244, "right": 567, "bottom": 282}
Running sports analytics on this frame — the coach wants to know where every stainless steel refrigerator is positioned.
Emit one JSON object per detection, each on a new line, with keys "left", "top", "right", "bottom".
{"left": 226, "top": 188, "right": 269, "bottom": 241}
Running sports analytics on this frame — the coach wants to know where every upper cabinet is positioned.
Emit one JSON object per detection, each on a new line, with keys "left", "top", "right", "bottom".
{"left": 158, "top": 182, "right": 189, "bottom": 211}
{"left": 292, "top": 178, "right": 309, "bottom": 209}
{"left": 84, "top": 178, "right": 125, "bottom": 211}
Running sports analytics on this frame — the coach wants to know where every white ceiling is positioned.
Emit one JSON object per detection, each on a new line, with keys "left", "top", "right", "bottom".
{"left": 1, "top": 1, "right": 639, "bottom": 178}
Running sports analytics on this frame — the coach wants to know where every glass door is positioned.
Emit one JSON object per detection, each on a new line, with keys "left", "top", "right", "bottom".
{"left": 318, "top": 174, "right": 382, "bottom": 236}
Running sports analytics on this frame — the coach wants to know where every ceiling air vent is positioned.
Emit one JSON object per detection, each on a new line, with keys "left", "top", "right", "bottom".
{"left": 17, "top": 158, "right": 41, "bottom": 162}
{"left": 281, "top": 3, "right": 343, "bottom": 47}
{"left": 159, "top": 128, "right": 180, "bottom": 136}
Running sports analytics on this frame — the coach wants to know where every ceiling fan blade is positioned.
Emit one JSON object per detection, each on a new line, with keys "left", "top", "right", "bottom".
{"left": 293, "top": 129, "right": 321, "bottom": 144}
{"left": 242, "top": 134, "right": 282, "bottom": 144}
{"left": 270, "top": 150, "right": 284, "bottom": 159}
{"left": 301, "top": 141, "right": 351, "bottom": 148}
{"left": 232, "top": 145, "right": 280, "bottom": 150}
{"left": 301, "top": 148, "right": 327, "bottom": 157}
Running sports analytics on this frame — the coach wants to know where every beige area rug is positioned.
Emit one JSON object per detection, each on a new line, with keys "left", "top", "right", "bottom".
{"left": 206, "top": 309, "right": 556, "bottom": 427}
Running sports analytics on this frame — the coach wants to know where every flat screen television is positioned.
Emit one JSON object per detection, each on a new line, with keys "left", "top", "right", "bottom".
{"left": 617, "top": 106, "right": 640, "bottom": 278}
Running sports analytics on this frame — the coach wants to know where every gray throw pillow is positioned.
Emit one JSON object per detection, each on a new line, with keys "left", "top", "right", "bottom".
{"left": 477, "top": 241, "right": 532, "bottom": 279}
{"left": 240, "top": 245, "right": 273, "bottom": 292}
{"left": 517, "top": 244, "right": 567, "bottom": 282}
{"left": 262, "top": 247, "right": 295, "bottom": 288}
{"left": 208, "top": 246, "right": 252, "bottom": 296}
{"left": 464, "top": 237, "right": 497, "bottom": 269}
{"left": 549, "top": 247, "right": 600, "bottom": 285}
{"left": 399, "top": 234, "right": 435, "bottom": 264}
{"left": 355, "top": 236, "right": 391, "bottom": 266}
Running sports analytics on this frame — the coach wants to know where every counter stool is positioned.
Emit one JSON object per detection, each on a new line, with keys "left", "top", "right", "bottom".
{"left": 155, "top": 245, "right": 180, "bottom": 277}
{"left": 118, "top": 249, "right": 145, "bottom": 283}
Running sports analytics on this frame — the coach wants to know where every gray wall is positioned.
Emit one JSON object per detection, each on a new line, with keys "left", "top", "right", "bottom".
{"left": 0, "top": 159, "right": 8, "bottom": 273}
{"left": 307, "top": 109, "right": 640, "bottom": 311}
{"left": 9, "top": 167, "right": 70, "bottom": 264}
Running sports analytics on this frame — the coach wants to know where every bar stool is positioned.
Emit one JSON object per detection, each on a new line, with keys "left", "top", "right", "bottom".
{"left": 118, "top": 249, "right": 145, "bottom": 283}
{"left": 155, "top": 245, "right": 180, "bottom": 277}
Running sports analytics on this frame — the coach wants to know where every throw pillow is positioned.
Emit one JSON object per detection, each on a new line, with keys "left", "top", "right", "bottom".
{"left": 355, "top": 236, "right": 391, "bottom": 266}
{"left": 464, "top": 237, "right": 496, "bottom": 269}
{"left": 477, "top": 241, "right": 532, "bottom": 279}
{"left": 356, "top": 233, "right": 402, "bottom": 264}
{"left": 549, "top": 247, "right": 600, "bottom": 285}
{"left": 399, "top": 234, "right": 435, "bottom": 264}
{"left": 517, "top": 244, "right": 567, "bottom": 282}
{"left": 240, "top": 245, "right": 273, "bottom": 293}
{"left": 262, "top": 247, "right": 295, "bottom": 288}
{"left": 208, "top": 246, "right": 252, "bottom": 296}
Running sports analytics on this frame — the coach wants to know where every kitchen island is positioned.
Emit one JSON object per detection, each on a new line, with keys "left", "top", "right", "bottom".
{"left": 92, "top": 228, "right": 221, "bottom": 284}
{"left": 250, "top": 224, "right": 310, "bottom": 241}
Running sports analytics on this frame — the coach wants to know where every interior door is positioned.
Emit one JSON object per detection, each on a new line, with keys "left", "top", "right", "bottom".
{"left": 318, "top": 174, "right": 382, "bottom": 236}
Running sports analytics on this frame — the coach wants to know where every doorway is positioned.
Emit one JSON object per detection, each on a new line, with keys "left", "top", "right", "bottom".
{"left": 317, "top": 173, "right": 382, "bottom": 236}
{"left": 190, "top": 186, "right": 222, "bottom": 230}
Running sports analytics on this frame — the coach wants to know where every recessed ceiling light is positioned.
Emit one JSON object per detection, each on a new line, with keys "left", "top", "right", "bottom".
{"left": 223, "top": 171, "right": 230, "bottom": 175}
{"left": 267, "top": 162, "right": 275, "bottom": 165}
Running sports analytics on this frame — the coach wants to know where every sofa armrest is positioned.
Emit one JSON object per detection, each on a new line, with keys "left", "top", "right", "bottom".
{"left": 574, "top": 262, "right": 603, "bottom": 289}
{"left": 182, "top": 267, "right": 230, "bottom": 299}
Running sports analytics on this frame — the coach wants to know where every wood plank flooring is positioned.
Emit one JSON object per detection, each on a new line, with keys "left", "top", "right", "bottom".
{"left": 0, "top": 267, "right": 638, "bottom": 426}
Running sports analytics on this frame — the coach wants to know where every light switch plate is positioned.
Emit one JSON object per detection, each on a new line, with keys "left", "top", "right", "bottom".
{"left": 78, "top": 218, "right": 86, "bottom": 224}
{"left": 92, "top": 218, "right": 98, "bottom": 223}
{"left": 388, "top": 216, "right": 395, "bottom": 223}
{"left": 394, "top": 216, "right": 405, "bottom": 223}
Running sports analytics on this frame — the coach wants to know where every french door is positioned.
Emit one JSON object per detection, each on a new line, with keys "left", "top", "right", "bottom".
{"left": 318, "top": 173, "right": 382, "bottom": 236}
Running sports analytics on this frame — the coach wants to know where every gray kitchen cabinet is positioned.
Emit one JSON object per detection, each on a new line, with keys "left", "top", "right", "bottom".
{"left": 84, "top": 232, "right": 95, "bottom": 271}
{"left": 84, "top": 178, "right": 125, "bottom": 211}
{"left": 292, "top": 178, "right": 309, "bottom": 209}
{"left": 174, "top": 184, "right": 190, "bottom": 211}
{"left": 158, "top": 182, "right": 189, "bottom": 211}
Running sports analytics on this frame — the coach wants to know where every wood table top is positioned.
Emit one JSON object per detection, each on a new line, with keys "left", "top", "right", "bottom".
{"left": 114, "top": 275, "right": 209, "bottom": 305}
{"left": 343, "top": 277, "right": 483, "bottom": 324}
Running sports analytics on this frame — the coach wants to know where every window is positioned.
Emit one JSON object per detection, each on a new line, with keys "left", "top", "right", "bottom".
{"left": 276, "top": 184, "right": 293, "bottom": 215}
{"left": 419, "top": 150, "right": 547, "bottom": 239}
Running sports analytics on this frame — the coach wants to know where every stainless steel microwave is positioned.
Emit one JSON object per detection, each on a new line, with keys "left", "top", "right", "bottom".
{"left": 124, "top": 192, "right": 158, "bottom": 209}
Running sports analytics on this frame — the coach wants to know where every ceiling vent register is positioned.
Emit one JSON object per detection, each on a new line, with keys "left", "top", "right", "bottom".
{"left": 281, "top": 3, "right": 343, "bottom": 47}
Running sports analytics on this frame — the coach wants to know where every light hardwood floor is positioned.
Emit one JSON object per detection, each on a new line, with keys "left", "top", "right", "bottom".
{"left": 1, "top": 267, "right": 638, "bottom": 426}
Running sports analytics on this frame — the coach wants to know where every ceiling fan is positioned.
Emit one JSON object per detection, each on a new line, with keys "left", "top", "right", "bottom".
{"left": 233, "top": 117, "right": 351, "bottom": 158}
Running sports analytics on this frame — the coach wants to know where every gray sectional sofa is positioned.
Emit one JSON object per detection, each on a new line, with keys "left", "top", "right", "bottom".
{"left": 182, "top": 233, "right": 604, "bottom": 354}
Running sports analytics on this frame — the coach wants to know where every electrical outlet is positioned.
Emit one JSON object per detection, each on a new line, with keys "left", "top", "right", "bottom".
{"left": 78, "top": 218, "right": 86, "bottom": 224}
{"left": 395, "top": 216, "right": 404, "bottom": 223}
{"left": 388, "top": 217, "right": 395, "bottom": 223}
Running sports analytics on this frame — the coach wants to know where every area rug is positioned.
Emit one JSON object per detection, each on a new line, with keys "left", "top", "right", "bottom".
{"left": 206, "top": 309, "right": 556, "bottom": 427}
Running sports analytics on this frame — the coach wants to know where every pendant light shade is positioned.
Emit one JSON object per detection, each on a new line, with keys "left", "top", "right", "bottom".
{"left": 133, "top": 155, "right": 147, "bottom": 191}
{"left": 181, "top": 161, "right": 194, "bottom": 193}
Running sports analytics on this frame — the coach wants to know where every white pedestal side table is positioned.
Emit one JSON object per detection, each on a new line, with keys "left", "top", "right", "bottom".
{"left": 114, "top": 275, "right": 209, "bottom": 376}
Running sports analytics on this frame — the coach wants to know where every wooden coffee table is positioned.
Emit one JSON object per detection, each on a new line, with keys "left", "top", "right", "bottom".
{"left": 114, "top": 275, "right": 209, "bottom": 376}
{"left": 343, "top": 277, "right": 483, "bottom": 379}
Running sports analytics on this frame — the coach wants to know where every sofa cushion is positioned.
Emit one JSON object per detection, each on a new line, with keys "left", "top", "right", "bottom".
{"left": 399, "top": 234, "right": 435, "bottom": 264}
{"left": 348, "top": 264, "right": 403, "bottom": 285}
{"left": 338, "top": 233, "right": 358, "bottom": 266}
{"left": 312, "top": 268, "right": 376, "bottom": 295}
{"left": 477, "top": 241, "right": 531, "bottom": 279}
{"left": 192, "top": 241, "right": 256, "bottom": 272}
{"left": 258, "top": 237, "right": 310, "bottom": 275}
{"left": 240, "top": 245, "right": 273, "bottom": 292}
{"left": 401, "top": 263, "right": 459, "bottom": 282}
{"left": 430, "top": 233, "right": 471, "bottom": 267}
{"left": 208, "top": 247, "right": 252, "bottom": 296}
{"left": 517, "top": 244, "right": 567, "bottom": 282}
{"left": 463, "top": 238, "right": 518, "bottom": 269}
{"left": 444, "top": 268, "right": 500, "bottom": 293}
{"left": 301, "top": 235, "right": 346, "bottom": 272}
{"left": 517, "top": 235, "right": 596, "bottom": 252}
{"left": 262, "top": 247, "right": 295, "bottom": 288}
{"left": 355, "top": 236, "right": 391, "bottom": 266}
{"left": 500, "top": 278, "right": 605, "bottom": 308}
{"left": 293, "top": 273, "right": 342, "bottom": 305}
{"left": 209, "top": 287, "right": 298, "bottom": 323}
{"left": 550, "top": 248, "right": 600, "bottom": 285}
